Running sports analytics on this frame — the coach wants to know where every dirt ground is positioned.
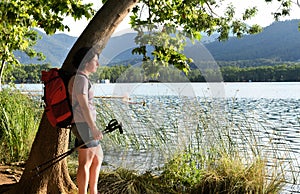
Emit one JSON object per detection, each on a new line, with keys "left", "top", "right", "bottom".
{"left": 0, "top": 164, "right": 23, "bottom": 185}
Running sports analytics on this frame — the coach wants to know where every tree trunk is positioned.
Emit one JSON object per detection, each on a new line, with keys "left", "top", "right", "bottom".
{"left": 7, "top": 0, "right": 138, "bottom": 193}
{"left": 7, "top": 113, "right": 76, "bottom": 194}
{"left": 61, "top": 0, "right": 138, "bottom": 73}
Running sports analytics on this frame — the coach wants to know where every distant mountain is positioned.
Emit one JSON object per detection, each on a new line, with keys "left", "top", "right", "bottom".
{"left": 203, "top": 19, "right": 300, "bottom": 63}
{"left": 16, "top": 19, "right": 300, "bottom": 67}
{"left": 15, "top": 31, "right": 77, "bottom": 67}
{"left": 100, "top": 33, "right": 141, "bottom": 65}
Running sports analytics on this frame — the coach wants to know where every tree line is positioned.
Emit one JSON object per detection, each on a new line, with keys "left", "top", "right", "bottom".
{"left": 5, "top": 63, "right": 300, "bottom": 84}
{"left": 220, "top": 64, "right": 300, "bottom": 82}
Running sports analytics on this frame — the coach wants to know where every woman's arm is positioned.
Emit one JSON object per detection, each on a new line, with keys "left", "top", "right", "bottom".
{"left": 76, "top": 93, "right": 103, "bottom": 140}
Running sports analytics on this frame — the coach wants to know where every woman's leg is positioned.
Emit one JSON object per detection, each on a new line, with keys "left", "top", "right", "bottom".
{"left": 88, "top": 145, "right": 103, "bottom": 194}
{"left": 77, "top": 148, "right": 94, "bottom": 194}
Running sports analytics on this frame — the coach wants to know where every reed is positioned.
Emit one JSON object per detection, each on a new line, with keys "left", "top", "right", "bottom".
{"left": 0, "top": 85, "right": 293, "bottom": 192}
{"left": 0, "top": 88, "right": 42, "bottom": 163}
{"left": 94, "top": 96, "right": 290, "bottom": 193}
{"left": 159, "top": 151, "right": 284, "bottom": 193}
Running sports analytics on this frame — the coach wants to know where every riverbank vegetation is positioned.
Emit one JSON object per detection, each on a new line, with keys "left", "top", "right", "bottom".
{"left": 0, "top": 89, "right": 42, "bottom": 163}
{"left": 95, "top": 155, "right": 282, "bottom": 194}
{"left": 4, "top": 62, "right": 300, "bottom": 84}
{"left": 78, "top": 96, "right": 291, "bottom": 193}
{"left": 0, "top": 88, "right": 293, "bottom": 193}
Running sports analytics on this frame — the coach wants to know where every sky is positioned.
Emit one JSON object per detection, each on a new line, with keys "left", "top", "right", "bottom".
{"left": 60, "top": 0, "right": 300, "bottom": 37}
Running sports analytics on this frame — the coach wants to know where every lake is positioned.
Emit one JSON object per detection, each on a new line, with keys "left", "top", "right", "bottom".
{"left": 16, "top": 82, "right": 300, "bottom": 193}
{"left": 15, "top": 82, "right": 300, "bottom": 99}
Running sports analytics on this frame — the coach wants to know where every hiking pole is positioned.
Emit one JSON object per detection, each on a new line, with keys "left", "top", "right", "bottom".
{"left": 31, "top": 119, "right": 123, "bottom": 177}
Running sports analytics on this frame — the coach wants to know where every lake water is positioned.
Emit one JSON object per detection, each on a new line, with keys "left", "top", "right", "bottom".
{"left": 15, "top": 82, "right": 300, "bottom": 193}
{"left": 15, "top": 82, "right": 300, "bottom": 99}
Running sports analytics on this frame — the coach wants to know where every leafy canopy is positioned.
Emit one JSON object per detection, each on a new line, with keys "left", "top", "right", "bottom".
{"left": 0, "top": 0, "right": 94, "bottom": 82}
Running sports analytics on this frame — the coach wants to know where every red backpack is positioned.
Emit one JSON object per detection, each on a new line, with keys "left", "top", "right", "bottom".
{"left": 41, "top": 68, "right": 73, "bottom": 128}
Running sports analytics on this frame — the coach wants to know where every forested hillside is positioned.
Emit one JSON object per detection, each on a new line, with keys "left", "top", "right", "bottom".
{"left": 203, "top": 19, "right": 300, "bottom": 64}
{"left": 15, "top": 19, "right": 300, "bottom": 67}
{"left": 14, "top": 32, "right": 76, "bottom": 66}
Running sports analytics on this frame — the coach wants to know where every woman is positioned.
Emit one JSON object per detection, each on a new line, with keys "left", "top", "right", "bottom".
{"left": 68, "top": 47, "right": 103, "bottom": 194}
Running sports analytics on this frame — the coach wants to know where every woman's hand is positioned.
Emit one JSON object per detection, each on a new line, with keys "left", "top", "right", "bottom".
{"left": 91, "top": 126, "right": 103, "bottom": 140}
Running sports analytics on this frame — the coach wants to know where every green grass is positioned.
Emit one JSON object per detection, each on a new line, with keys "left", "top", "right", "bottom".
{"left": 94, "top": 151, "right": 284, "bottom": 194}
{"left": 189, "top": 154, "right": 284, "bottom": 193}
{"left": 0, "top": 88, "right": 42, "bottom": 163}
{"left": 95, "top": 153, "right": 284, "bottom": 194}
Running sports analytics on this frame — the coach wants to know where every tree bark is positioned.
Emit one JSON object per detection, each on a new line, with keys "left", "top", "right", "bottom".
{"left": 7, "top": 0, "right": 138, "bottom": 193}
{"left": 61, "top": 0, "right": 138, "bottom": 73}
{"left": 7, "top": 113, "right": 76, "bottom": 194}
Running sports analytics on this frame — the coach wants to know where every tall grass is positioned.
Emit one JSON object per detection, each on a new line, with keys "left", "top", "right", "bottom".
{"left": 0, "top": 88, "right": 42, "bottom": 163}
{"left": 160, "top": 151, "right": 284, "bottom": 193}
{"left": 93, "top": 96, "right": 292, "bottom": 193}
